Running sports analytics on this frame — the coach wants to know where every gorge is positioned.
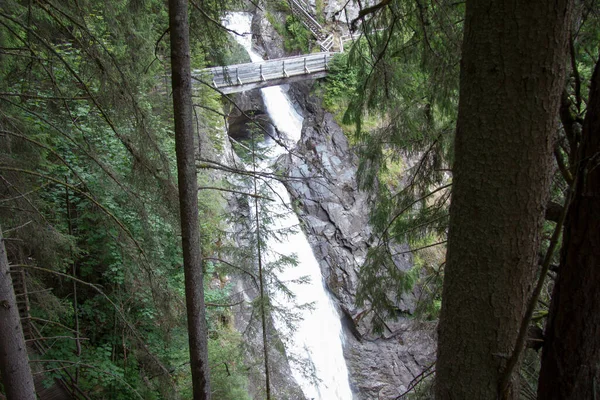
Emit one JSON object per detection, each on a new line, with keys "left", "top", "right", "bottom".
{"left": 224, "top": 12, "right": 353, "bottom": 400}
{"left": 224, "top": 8, "right": 436, "bottom": 400}
{"left": 1, "top": 0, "right": 587, "bottom": 399}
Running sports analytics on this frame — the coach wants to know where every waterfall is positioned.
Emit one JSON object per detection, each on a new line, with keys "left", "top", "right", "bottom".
{"left": 223, "top": 12, "right": 353, "bottom": 400}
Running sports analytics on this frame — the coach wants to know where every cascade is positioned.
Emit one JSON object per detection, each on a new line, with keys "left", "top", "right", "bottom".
{"left": 223, "top": 12, "right": 353, "bottom": 400}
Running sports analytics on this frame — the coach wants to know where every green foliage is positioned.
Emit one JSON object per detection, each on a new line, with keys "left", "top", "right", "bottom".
{"left": 208, "top": 328, "right": 252, "bottom": 400}
{"left": 284, "top": 15, "right": 311, "bottom": 53}
{"left": 315, "top": 0, "right": 325, "bottom": 24}
{"left": 322, "top": 53, "right": 359, "bottom": 119}
{"left": 0, "top": 0, "right": 250, "bottom": 398}
{"left": 333, "top": 1, "right": 462, "bottom": 326}
{"left": 267, "top": 0, "right": 291, "bottom": 13}
{"left": 221, "top": 35, "right": 253, "bottom": 65}
{"left": 265, "top": 10, "right": 312, "bottom": 54}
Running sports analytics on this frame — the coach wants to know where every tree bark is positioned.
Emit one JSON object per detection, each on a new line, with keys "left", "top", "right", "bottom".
{"left": 168, "top": 1, "right": 211, "bottom": 398}
{"left": 537, "top": 57, "right": 600, "bottom": 400}
{"left": 435, "top": 1, "right": 572, "bottom": 399}
{"left": 0, "top": 227, "right": 36, "bottom": 400}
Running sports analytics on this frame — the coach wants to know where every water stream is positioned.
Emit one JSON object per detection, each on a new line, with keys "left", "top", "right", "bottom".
{"left": 223, "top": 12, "right": 353, "bottom": 400}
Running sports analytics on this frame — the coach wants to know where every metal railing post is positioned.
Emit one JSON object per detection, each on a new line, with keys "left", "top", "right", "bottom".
{"left": 236, "top": 67, "right": 242, "bottom": 85}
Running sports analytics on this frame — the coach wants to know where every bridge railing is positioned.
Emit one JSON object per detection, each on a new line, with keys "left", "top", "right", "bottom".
{"left": 196, "top": 52, "right": 335, "bottom": 93}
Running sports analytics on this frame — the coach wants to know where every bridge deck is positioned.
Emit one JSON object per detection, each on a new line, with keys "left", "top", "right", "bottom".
{"left": 195, "top": 52, "right": 335, "bottom": 94}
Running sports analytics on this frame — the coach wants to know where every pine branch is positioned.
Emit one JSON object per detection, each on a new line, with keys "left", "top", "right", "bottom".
{"left": 390, "top": 240, "right": 447, "bottom": 256}
{"left": 190, "top": 0, "right": 248, "bottom": 37}
{"left": 0, "top": 166, "right": 164, "bottom": 299}
{"left": 198, "top": 185, "right": 275, "bottom": 201}
{"left": 0, "top": 99, "right": 120, "bottom": 188}
{"left": 351, "top": 0, "right": 392, "bottom": 31}
{"left": 29, "top": 359, "right": 143, "bottom": 399}
{"left": 380, "top": 183, "right": 452, "bottom": 247}
{"left": 396, "top": 362, "right": 436, "bottom": 399}
{"left": 0, "top": 10, "right": 177, "bottom": 193}
{"left": 25, "top": 336, "right": 89, "bottom": 342}
{"left": 19, "top": 265, "right": 175, "bottom": 385}
{"left": 0, "top": 92, "right": 89, "bottom": 100}
{"left": 0, "top": 174, "right": 52, "bottom": 227}
{"left": 206, "top": 299, "right": 245, "bottom": 308}
{"left": 0, "top": 129, "right": 89, "bottom": 190}
{"left": 203, "top": 257, "right": 259, "bottom": 284}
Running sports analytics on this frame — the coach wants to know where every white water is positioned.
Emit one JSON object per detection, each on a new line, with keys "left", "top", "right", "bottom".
{"left": 224, "top": 12, "right": 353, "bottom": 400}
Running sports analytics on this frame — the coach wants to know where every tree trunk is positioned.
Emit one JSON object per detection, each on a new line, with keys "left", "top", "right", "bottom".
{"left": 251, "top": 136, "right": 271, "bottom": 400}
{"left": 168, "top": 1, "right": 211, "bottom": 398}
{"left": 537, "top": 57, "right": 600, "bottom": 400}
{"left": 435, "top": 1, "right": 572, "bottom": 399}
{"left": 0, "top": 227, "right": 36, "bottom": 400}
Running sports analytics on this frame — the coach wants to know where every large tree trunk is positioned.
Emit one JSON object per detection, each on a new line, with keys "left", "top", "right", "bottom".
{"left": 435, "top": 1, "right": 572, "bottom": 399}
{"left": 168, "top": 1, "right": 211, "bottom": 398}
{"left": 537, "top": 58, "right": 600, "bottom": 400}
{"left": 0, "top": 227, "right": 36, "bottom": 400}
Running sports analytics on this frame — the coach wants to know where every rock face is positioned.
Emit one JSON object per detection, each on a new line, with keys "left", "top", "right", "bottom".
{"left": 252, "top": 7, "right": 285, "bottom": 60}
{"left": 280, "top": 93, "right": 437, "bottom": 399}
{"left": 241, "top": 6, "right": 437, "bottom": 398}
{"left": 226, "top": 90, "right": 275, "bottom": 141}
{"left": 229, "top": 244, "right": 308, "bottom": 400}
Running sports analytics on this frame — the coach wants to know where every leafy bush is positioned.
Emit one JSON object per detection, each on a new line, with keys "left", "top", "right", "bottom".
{"left": 323, "top": 53, "right": 359, "bottom": 115}
{"left": 284, "top": 15, "right": 311, "bottom": 53}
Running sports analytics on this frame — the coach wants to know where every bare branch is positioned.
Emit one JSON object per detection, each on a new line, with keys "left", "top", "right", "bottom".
{"left": 198, "top": 185, "right": 274, "bottom": 201}
{"left": 351, "top": 0, "right": 392, "bottom": 31}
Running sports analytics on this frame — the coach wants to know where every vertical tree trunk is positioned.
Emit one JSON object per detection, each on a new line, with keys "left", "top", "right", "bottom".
{"left": 251, "top": 136, "right": 271, "bottom": 400}
{"left": 0, "top": 227, "right": 36, "bottom": 400}
{"left": 168, "top": 1, "right": 211, "bottom": 398}
{"left": 537, "top": 58, "right": 600, "bottom": 400}
{"left": 435, "top": 1, "right": 572, "bottom": 399}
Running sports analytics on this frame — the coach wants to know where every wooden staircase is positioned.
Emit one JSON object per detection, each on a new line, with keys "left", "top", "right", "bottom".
{"left": 288, "top": 0, "right": 336, "bottom": 51}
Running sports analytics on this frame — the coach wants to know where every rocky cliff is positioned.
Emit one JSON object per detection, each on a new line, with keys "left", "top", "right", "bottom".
{"left": 225, "top": 4, "right": 438, "bottom": 399}
{"left": 279, "top": 91, "right": 436, "bottom": 399}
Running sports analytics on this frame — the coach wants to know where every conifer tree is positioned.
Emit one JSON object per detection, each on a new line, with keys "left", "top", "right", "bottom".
{"left": 336, "top": 0, "right": 463, "bottom": 324}
{"left": 168, "top": 0, "right": 211, "bottom": 397}
{"left": 537, "top": 56, "right": 600, "bottom": 400}
{"left": 0, "top": 227, "right": 36, "bottom": 400}
{"left": 435, "top": 0, "right": 572, "bottom": 398}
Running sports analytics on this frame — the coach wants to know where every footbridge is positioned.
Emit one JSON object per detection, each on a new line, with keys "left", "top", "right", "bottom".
{"left": 196, "top": 52, "right": 336, "bottom": 94}
{"left": 195, "top": 0, "right": 357, "bottom": 94}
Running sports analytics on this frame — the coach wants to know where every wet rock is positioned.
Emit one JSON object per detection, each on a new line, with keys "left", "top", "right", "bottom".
{"left": 280, "top": 91, "right": 437, "bottom": 399}
{"left": 227, "top": 190, "right": 308, "bottom": 400}
{"left": 245, "top": 6, "right": 436, "bottom": 397}
{"left": 226, "top": 89, "right": 278, "bottom": 143}
{"left": 251, "top": 7, "right": 286, "bottom": 60}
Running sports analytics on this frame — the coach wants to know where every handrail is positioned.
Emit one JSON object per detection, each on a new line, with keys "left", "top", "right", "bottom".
{"left": 289, "top": 0, "right": 323, "bottom": 31}
{"left": 196, "top": 52, "right": 337, "bottom": 93}
{"left": 288, "top": 0, "right": 327, "bottom": 40}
